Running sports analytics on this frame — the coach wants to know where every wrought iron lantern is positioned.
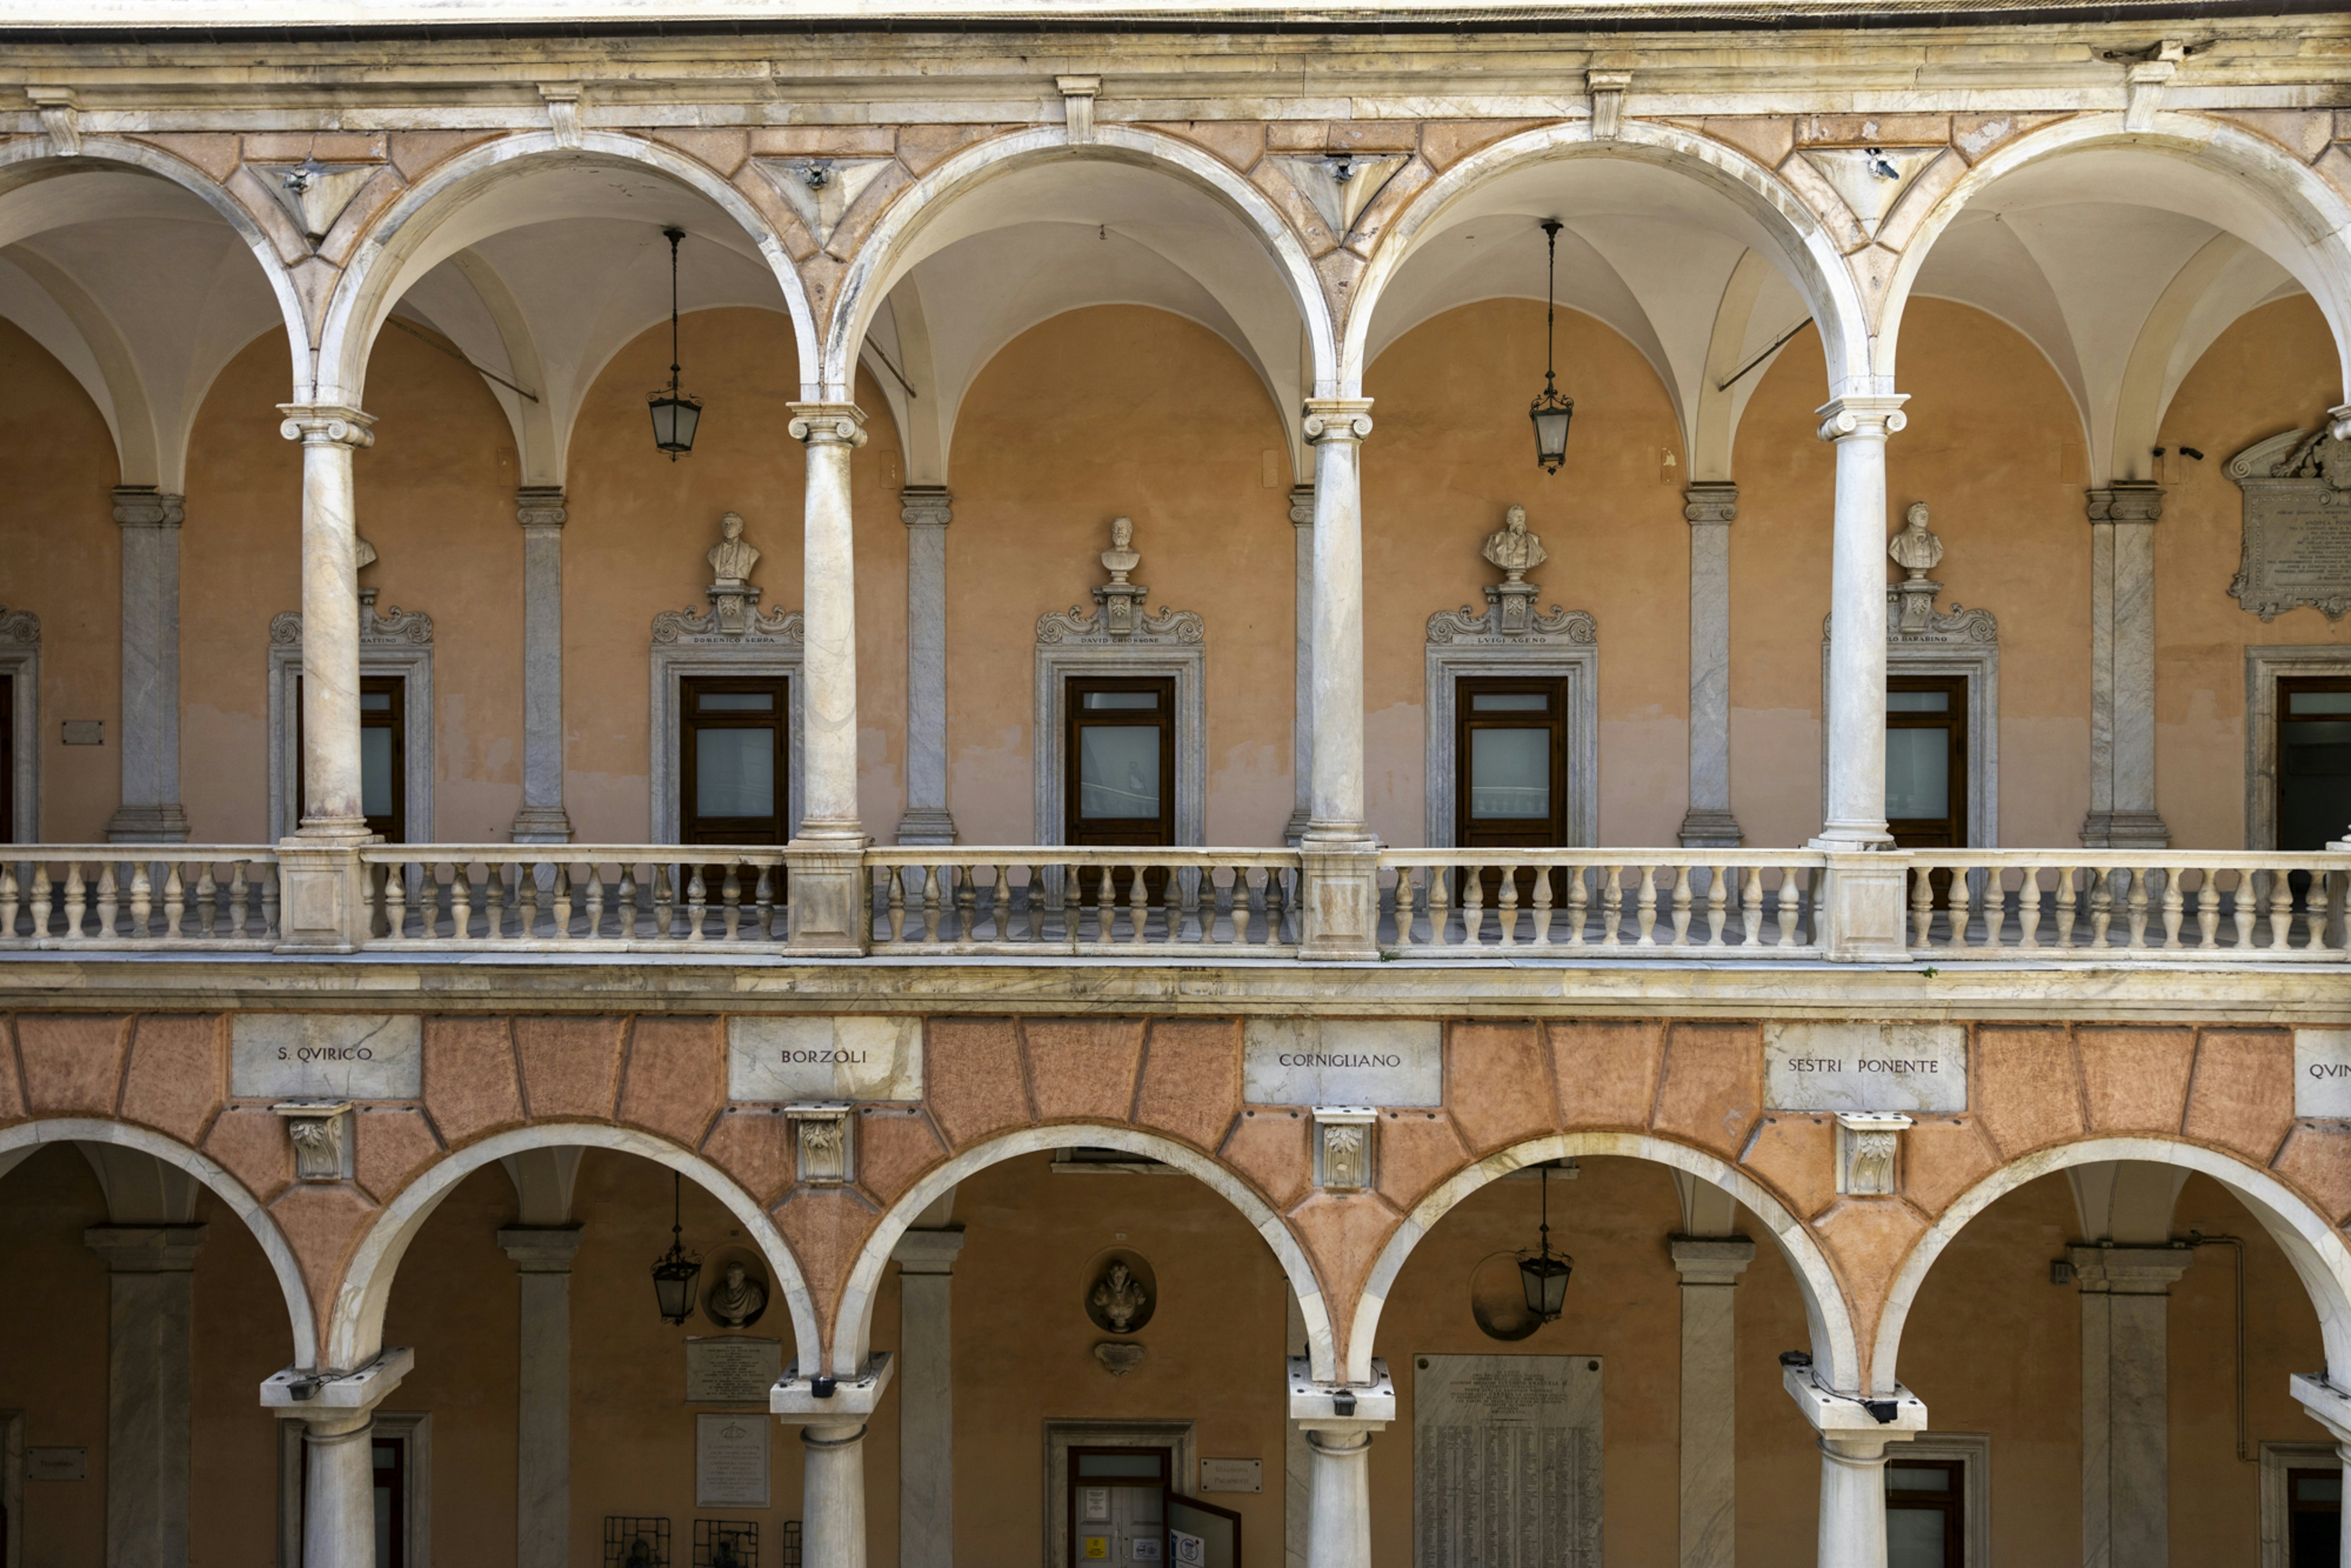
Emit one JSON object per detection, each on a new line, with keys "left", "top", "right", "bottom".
{"left": 647, "top": 226, "right": 703, "bottom": 459}
{"left": 1516, "top": 1161, "right": 1573, "bottom": 1322}
{"left": 650, "top": 1170, "right": 702, "bottom": 1325}
{"left": 1529, "top": 218, "right": 1574, "bottom": 474}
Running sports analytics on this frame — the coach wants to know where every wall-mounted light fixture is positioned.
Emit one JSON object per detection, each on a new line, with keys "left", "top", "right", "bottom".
{"left": 650, "top": 1170, "right": 702, "bottom": 1325}
{"left": 1529, "top": 219, "right": 1574, "bottom": 474}
{"left": 647, "top": 227, "right": 703, "bottom": 460}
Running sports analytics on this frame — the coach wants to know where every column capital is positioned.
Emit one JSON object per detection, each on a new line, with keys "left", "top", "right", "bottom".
{"left": 788, "top": 401, "right": 869, "bottom": 448}
{"left": 1682, "top": 482, "right": 1738, "bottom": 526}
{"left": 1782, "top": 1361, "right": 1928, "bottom": 1437}
{"left": 1669, "top": 1234, "right": 1756, "bottom": 1285}
{"left": 85, "top": 1223, "right": 207, "bottom": 1272}
{"left": 497, "top": 1224, "right": 585, "bottom": 1273}
{"left": 2067, "top": 1243, "right": 2194, "bottom": 1294}
{"left": 891, "top": 1225, "right": 966, "bottom": 1274}
{"left": 1814, "top": 394, "right": 1908, "bottom": 443}
{"left": 2328, "top": 403, "right": 2351, "bottom": 442}
{"left": 1287, "top": 1354, "right": 1395, "bottom": 1434}
{"left": 277, "top": 404, "right": 377, "bottom": 449}
{"left": 514, "top": 485, "right": 567, "bottom": 531}
{"left": 1301, "top": 398, "right": 1374, "bottom": 445}
{"left": 773, "top": 1352, "right": 894, "bottom": 1422}
{"left": 261, "top": 1346, "right": 414, "bottom": 1412}
{"left": 1288, "top": 483, "right": 1316, "bottom": 527}
{"left": 2290, "top": 1372, "right": 2351, "bottom": 1447}
{"left": 2084, "top": 483, "right": 2163, "bottom": 525}
{"left": 111, "top": 487, "right": 185, "bottom": 529}
{"left": 899, "top": 486, "right": 953, "bottom": 529}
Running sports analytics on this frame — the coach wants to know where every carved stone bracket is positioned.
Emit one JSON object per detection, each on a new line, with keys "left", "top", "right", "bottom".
{"left": 273, "top": 1099, "right": 355, "bottom": 1182}
{"left": 1312, "top": 1107, "right": 1377, "bottom": 1191}
{"left": 1834, "top": 1112, "right": 1912, "bottom": 1197}
{"left": 787, "top": 1103, "right": 856, "bottom": 1186}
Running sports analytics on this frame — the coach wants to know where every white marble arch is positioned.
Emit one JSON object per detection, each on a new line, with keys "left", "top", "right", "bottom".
{"left": 1872, "top": 1135, "right": 2351, "bottom": 1399}
{"left": 0, "top": 1117, "right": 317, "bottom": 1369}
{"left": 310, "top": 131, "right": 820, "bottom": 411}
{"left": 1341, "top": 118, "right": 1877, "bottom": 401}
{"left": 327, "top": 1121, "right": 819, "bottom": 1374}
{"left": 1351, "top": 1131, "right": 1861, "bottom": 1392}
{"left": 823, "top": 123, "right": 1341, "bottom": 404}
{"left": 1877, "top": 111, "right": 2351, "bottom": 404}
{"left": 831, "top": 1124, "right": 1339, "bottom": 1383}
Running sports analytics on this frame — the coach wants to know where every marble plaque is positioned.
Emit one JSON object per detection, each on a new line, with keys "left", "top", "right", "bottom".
{"left": 231, "top": 1015, "right": 422, "bottom": 1100}
{"left": 2296, "top": 1029, "right": 2351, "bottom": 1118}
{"left": 1198, "top": 1458, "right": 1261, "bottom": 1493}
{"left": 1414, "top": 1354, "right": 1601, "bottom": 1568}
{"left": 686, "top": 1336, "right": 784, "bottom": 1404}
{"left": 1763, "top": 1023, "right": 1966, "bottom": 1114}
{"left": 1242, "top": 1019, "right": 1442, "bottom": 1106}
{"left": 695, "top": 1413, "right": 771, "bottom": 1508}
{"left": 2232, "top": 462, "right": 2351, "bottom": 622}
{"left": 728, "top": 1016, "right": 923, "bottom": 1102}
{"left": 26, "top": 1448, "right": 86, "bottom": 1482}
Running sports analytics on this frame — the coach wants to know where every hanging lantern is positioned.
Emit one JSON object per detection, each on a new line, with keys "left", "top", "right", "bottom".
{"left": 650, "top": 1170, "right": 702, "bottom": 1325}
{"left": 1516, "top": 1162, "right": 1573, "bottom": 1321}
{"left": 647, "top": 226, "right": 703, "bottom": 459}
{"left": 1529, "top": 218, "right": 1574, "bottom": 474}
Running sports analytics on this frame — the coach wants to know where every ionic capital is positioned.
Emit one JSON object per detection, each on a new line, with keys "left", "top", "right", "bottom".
{"left": 788, "top": 401, "right": 869, "bottom": 449}
{"left": 2329, "top": 403, "right": 2351, "bottom": 442}
{"left": 899, "top": 485, "right": 953, "bottom": 529}
{"left": 1683, "top": 482, "right": 1738, "bottom": 526}
{"left": 112, "top": 486, "right": 185, "bottom": 529}
{"left": 1302, "top": 398, "right": 1374, "bottom": 446}
{"left": 278, "top": 403, "right": 377, "bottom": 450}
{"left": 515, "top": 485, "right": 568, "bottom": 531}
{"left": 2084, "top": 483, "right": 2163, "bottom": 526}
{"left": 1814, "top": 394, "right": 1908, "bottom": 444}
{"left": 1288, "top": 483, "right": 1316, "bottom": 527}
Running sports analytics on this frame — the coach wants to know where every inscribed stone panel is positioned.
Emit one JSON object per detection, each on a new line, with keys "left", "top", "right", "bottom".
{"left": 1242, "top": 1019, "right": 1442, "bottom": 1106}
{"left": 1762, "top": 1023, "right": 1966, "bottom": 1114}
{"left": 2296, "top": 1028, "right": 2351, "bottom": 1118}
{"left": 1413, "top": 1354, "right": 1601, "bottom": 1568}
{"left": 727, "top": 1016, "right": 923, "bottom": 1102}
{"left": 231, "top": 1015, "right": 423, "bottom": 1099}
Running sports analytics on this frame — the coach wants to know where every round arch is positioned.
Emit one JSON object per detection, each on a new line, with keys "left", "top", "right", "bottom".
{"left": 1877, "top": 110, "right": 2351, "bottom": 395}
{"left": 1875, "top": 1135, "right": 2351, "bottom": 1398}
{"left": 329, "top": 1122, "right": 819, "bottom": 1373}
{"left": 1343, "top": 119, "right": 1877, "bottom": 398}
{"left": 1353, "top": 1131, "right": 1862, "bottom": 1391}
{"left": 311, "top": 131, "right": 820, "bottom": 412}
{"left": 823, "top": 123, "right": 1340, "bottom": 402}
{"left": 0, "top": 1116, "right": 318, "bottom": 1368}
{"left": 832, "top": 1124, "right": 1338, "bottom": 1382}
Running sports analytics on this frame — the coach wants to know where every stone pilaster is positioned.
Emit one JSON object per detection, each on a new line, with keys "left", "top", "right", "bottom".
{"left": 1671, "top": 1236, "right": 1753, "bottom": 1568}
{"left": 1679, "top": 483, "right": 1741, "bottom": 848}
{"left": 85, "top": 1224, "right": 206, "bottom": 1568}
{"left": 1286, "top": 483, "right": 1315, "bottom": 848}
{"left": 896, "top": 487, "right": 956, "bottom": 846}
{"left": 2071, "top": 1243, "right": 2194, "bottom": 1568}
{"left": 510, "top": 488, "right": 571, "bottom": 844}
{"left": 106, "top": 488, "right": 189, "bottom": 843}
{"left": 893, "top": 1227, "right": 965, "bottom": 1568}
{"left": 2081, "top": 484, "right": 2170, "bottom": 848}
{"left": 498, "top": 1226, "right": 582, "bottom": 1568}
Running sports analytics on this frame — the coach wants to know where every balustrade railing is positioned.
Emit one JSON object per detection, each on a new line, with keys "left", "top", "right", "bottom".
{"left": 0, "top": 848, "right": 281, "bottom": 946}
{"left": 1903, "top": 852, "right": 2351, "bottom": 958}
{"left": 1379, "top": 851, "right": 1824, "bottom": 954}
{"left": 358, "top": 847, "right": 788, "bottom": 945}
{"left": 867, "top": 848, "right": 1301, "bottom": 954}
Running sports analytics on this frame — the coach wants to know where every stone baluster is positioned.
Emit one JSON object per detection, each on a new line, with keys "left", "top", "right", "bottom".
{"left": 1299, "top": 400, "right": 1376, "bottom": 958}
{"left": 786, "top": 403, "right": 871, "bottom": 953}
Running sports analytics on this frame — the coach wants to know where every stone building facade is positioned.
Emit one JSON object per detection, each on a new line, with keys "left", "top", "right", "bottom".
{"left": 2, "top": 4, "right": 2351, "bottom": 1567}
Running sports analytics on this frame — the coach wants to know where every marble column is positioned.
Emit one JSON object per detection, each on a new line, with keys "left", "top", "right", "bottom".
{"left": 1813, "top": 396, "right": 1906, "bottom": 850}
{"left": 775, "top": 1356, "right": 894, "bottom": 1568}
{"left": 498, "top": 1225, "right": 582, "bottom": 1568}
{"left": 784, "top": 403, "right": 870, "bottom": 953}
{"left": 510, "top": 488, "right": 571, "bottom": 844}
{"left": 85, "top": 1224, "right": 205, "bottom": 1568}
{"left": 895, "top": 488, "right": 956, "bottom": 845}
{"left": 259, "top": 1349, "right": 414, "bottom": 1568}
{"left": 1298, "top": 1428, "right": 1374, "bottom": 1568}
{"left": 106, "top": 488, "right": 189, "bottom": 843}
{"left": 1680, "top": 483, "right": 1741, "bottom": 848}
{"left": 1783, "top": 1358, "right": 1924, "bottom": 1568}
{"left": 2081, "top": 485, "right": 2170, "bottom": 848}
{"left": 2070, "top": 1244, "right": 2194, "bottom": 1568}
{"left": 893, "top": 1226, "right": 963, "bottom": 1568}
{"left": 1298, "top": 401, "right": 1377, "bottom": 958}
{"left": 1671, "top": 1235, "right": 1753, "bottom": 1568}
{"left": 1285, "top": 483, "right": 1315, "bottom": 847}
{"left": 277, "top": 406, "right": 376, "bottom": 839}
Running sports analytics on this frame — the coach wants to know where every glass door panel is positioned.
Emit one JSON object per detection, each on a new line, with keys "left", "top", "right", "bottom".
{"left": 1886, "top": 677, "right": 1965, "bottom": 850}
{"left": 2279, "top": 679, "right": 2351, "bottom": 851}
{"left": 680, "top": 678, "right": 787, "bottom": 845}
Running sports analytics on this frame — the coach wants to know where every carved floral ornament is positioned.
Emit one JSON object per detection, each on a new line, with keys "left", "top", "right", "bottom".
{"left": 1036, "top": 515, "right": 1204, "bottom": 645}
{"left": 1427, "top": 502, "right": 1597, "bottom": 645}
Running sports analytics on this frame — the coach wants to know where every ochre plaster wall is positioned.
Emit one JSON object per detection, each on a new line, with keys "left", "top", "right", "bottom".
{"left": 942, "top": 304, "right": 1294, "bottom": 844}
{"left": 0, "top": 316, "right": 121, "bottom": 842}
{"left": 2153, "top": 294, "right": 2351, "bottom": 849}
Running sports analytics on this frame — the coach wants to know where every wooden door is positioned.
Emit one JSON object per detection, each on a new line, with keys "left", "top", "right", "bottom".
{"left": 1886, "top": 675, "right": 1966, "bottom": 850}
{"left": 680, "top": 677, "right": 789, "bottom": 845}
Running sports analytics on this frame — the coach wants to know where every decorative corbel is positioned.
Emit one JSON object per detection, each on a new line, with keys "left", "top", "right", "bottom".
{"left": 539, "top": 83, "right": 584, "bottom": 149}
{"left": 2124, "top": 41, "right": 2183, "bottom": 133}
{"left": 787, "top": 1102, "right": 856, "bottom": 1185}
{"left": 1057, "top": 75, "right": 1101, "bottom": 143}
{"left": 1834, "top": 1112, "right": 1912, "bottom": 1197}
{"left": 273, "top": 1099, "right": 356, "bottom": 1182}
{"left": 1312, "top": 1107, "right": 1377, "bottom": 1191}
{"left": 27, "top": 87, "right": 81, "bottom": 156}
{"left": 1587, "top": 72, "right": 1631, "bottom": 140}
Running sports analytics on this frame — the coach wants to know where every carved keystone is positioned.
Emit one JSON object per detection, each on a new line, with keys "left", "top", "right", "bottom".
{"left": 1834, "top": 1112, "right": 1912, "bottom": 1197}
{"left": 1312, "top": 1107, "right": 1378, "bottom": 1191}
{"left": 273, "top": 1099, "right": 356, "bottom": 1182}
{"left": 787, "top": 1103, "right": 856, "bottom": 1185}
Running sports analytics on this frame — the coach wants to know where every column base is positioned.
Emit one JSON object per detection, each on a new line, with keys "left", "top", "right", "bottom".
{"left": 508, "top": 806, "right": 574, "bottom": 845}
{"left": 892, "top": 808, "right": 957, "bottom": 847}
{"left": 1298, "top": 832, "right": 1380, "bottom": 961}
{"left": 1677, "top": 809, "right": 1743, "bottom": 850}
{"left": 1282, "top": 808, "right": 1312, "bottom": 849}
{"left": 785, "top": 830, "right": 872, "bottom": 955}
{"left": 2078, "top": 810, "right": 2171, "bottom": 849}
{"left": 105, "top": 803, "right": 191, "bottom": 844}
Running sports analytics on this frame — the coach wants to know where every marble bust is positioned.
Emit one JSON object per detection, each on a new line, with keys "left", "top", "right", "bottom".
{"left": 706, "top": 1260, "right": 767, "bottom": 1328}
{"left": 1482, "top": 504, "right": 1547, "bottom": 582}
{"left": 1101, "top": 515, "right": 1140, "bottom": 584}
{"left": 1889, "top": 502, "right": 1943, "bottom": 580}
{"left": 708, "top": 512, "right": 759, "bottom": 585}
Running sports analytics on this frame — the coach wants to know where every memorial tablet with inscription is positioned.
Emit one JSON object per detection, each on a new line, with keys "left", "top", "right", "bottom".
{"left": 686, "top": 1337, "right": 784, "bottom": 1404}
{"left": 695, "top": 1413, "right": 771, "bottom": 1508}
{"left": 1414, "top": 1354, "right": 1601, "bottom": 1568}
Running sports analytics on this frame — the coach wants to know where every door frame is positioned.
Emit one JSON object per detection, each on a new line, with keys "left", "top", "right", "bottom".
{"left": 2246, "top": 647, "right": 2351, "bottom": 850}
{"left": 1035, "top": 646, "right": 1204, "bottom": 848}
{"left": 1885, "top": 673, "right": 1968, "bottom": 849}
{"left": 651, "top": 650, "right": 803, "bottom": 845}
{"left": 1045, "top": 1421, "right": 1197, "bottom": 1568}
{"left": 1425, "top": 644, "right": 1597, "bottom": 849}
{"left": 678, "top": 674, "right": 794, "bottom": 846}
